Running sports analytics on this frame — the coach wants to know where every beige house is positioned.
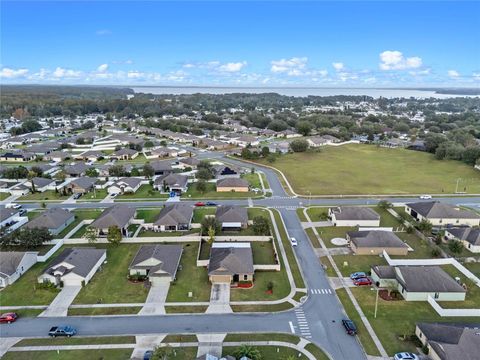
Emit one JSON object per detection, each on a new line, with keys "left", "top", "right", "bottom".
{"left": 347, "top": 230, "right": 409, "bottom": 255}
{"left": 405, "top": 201, "right": 480, "bottom": 227}
{"left": 216, "top": 178, "right": 249, "bottom": 192}
{"left": 208, "top": 243, "right": 254, "bottom": 284}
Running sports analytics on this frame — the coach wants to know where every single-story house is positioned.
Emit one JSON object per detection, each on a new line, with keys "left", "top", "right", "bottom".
{"left": 43, "top": 151, "right": 70, "bottom": 162}
{"left": 0, "top": 251, "right": 38, "bottom": 287}
{"left": 64, "top": 163, "right": 89, "bottom": 177}
{"left": 229, "top": 135, "right": 259, "bottom": 148}
{"left": 370, "top": 265, "right": 398, "bottom": 288}
{"left": 445, "top": 227, "right": 480, "bottom": 253}
{"left": 208, "top": 243, "right": 254, "bottom": 283}
{"left": 347, "top": 230, "right": 409, "bottom": 255}
{"left": 65, "top": 177, "right": 97, "bottom": 194}
{"left": 216, "top": 178, "right": 249, "bottom": 192}
{"left": 371, "top": 265, "right": 466, "bottom": 301}
{"left": 268, "top": 141, "right": 290, "bottom": 154}
{"left": 151, "top": 204, "right": 193, "bottom": 231}
{"left": 26, "top": 177, "right": 55, "bottom": 192}
{"left": 24, "top": 208, "right": 75, "bottom": 235}
{"left": 328, "top": 206, "right": 381, "bottom": 227}
{"left": 215, "top": 205, "right": 248, "bottom": 230}
{"left": 90, "top": 205, "right": 136, "bottom": 236}
{"left": 9, "top": 183, "right": 30, "bottom": 196}
{"left": 74, "top": 150, "right": 105, "bottom": 162}
{"left": 178, "top": 157, "right": 200, "bottom": 169}
{"left": 154, "top": 174, "right": 189, "bottom": 194}
{"left": 107, "top": 177, "right": 142, "bottom": 195}
{"left": 0, "top": 151, "right": 35, "bottom": 162}
{"left": 405, "top": 201, "right": 480, "bottom": 227}
{"left": 148, "top": 147, "right": 178, "bottom": 159}
{"left": 111, "top": 148, "right": 138, "bottom": 160}
{"left": 38, "top": 247, "right": 106, "bottom": 286}
{"left": 415, "top": 322, "right": 480, "bottom": 360}
{"left": 129, "top": 244, "right": 183, "bottom": 284}
{"left": 150, "top": 160, "right": 174, "bottom": 175}
{"left": 0, "top": 208, "right": 21, "bottom": 228}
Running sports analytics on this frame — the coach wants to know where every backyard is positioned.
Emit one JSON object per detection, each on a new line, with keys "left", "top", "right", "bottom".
{"left": 255, "top": 144, "right": 480, "bottom": 195}
{"left": 57, "top": 209, "right": 102, "bottom": 238}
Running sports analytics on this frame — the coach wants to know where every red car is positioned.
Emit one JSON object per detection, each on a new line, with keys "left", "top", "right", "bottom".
{"left": 0, "top": 312, "right": 18, "bottom": 324}
{"left": 195, "top": 202, "right": 206, "bottom": 207}
{"left": 353, "top": 277, "right": 372, "bottom": 286}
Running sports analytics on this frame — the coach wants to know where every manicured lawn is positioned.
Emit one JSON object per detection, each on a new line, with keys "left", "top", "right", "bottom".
{"left": 72, "top": 224, "right": 88, "bottom": 238}
{"left": 255, "top": 144, "right": 480, "bottom": 195}
{"left": 230, "top": 302, "right": 294, "bottom": 312}
{"left": 76, "top": 188, "right": 108, "bottom": 201}
{"left": 0, "top": 192, "right": 10, "bottom": 200}
{"left": 73, "top": 244, "right": 149, "bottom": 304}
{"left": 0, "top": 308, "right": 43, "bottom": 317}
{"left": 68, "top": 307, "right": 142, "bottom": 316}
{"left": 329, "top": 253, "right": 387, "bottom": 277}
{"left": 162, "top": 334, "right": 198, "bottom": 343}
{"left": 395, "top": 232, "right": 434, "bottom": 259}
{"left": 165, "top": 306, "right": 208, "bottom": 314}
{"left": 304, "top": 343, "right": 330, "bottom": 360}
{"left": 222, "top": 345, "right": 307, "bottom": 359}
{"left": 138, "top": 228, "right": 200, "bottom": 237}
{"left": 318, "top": 226, "right": 355, "bottom": 248}
{"left": 192, "top": 207, "right": 216, "bottom": 223}
{"left": 2, "top": 349, "right": 134, "bottom": 360}
{"left": 241, "top": 172, "right": 262, "bottom": 189}
{"left": 19, "top": 190, "right": 69, "bottom": 201}
{"left": 230, "top": 268, "right": 290, "bottom": 302}
{"left": 296, "top": 207, "right": 307, "bottom": 222}
{"left": 116, "top": 184, "right": 169, "bottom": 199}
{"left": 183, "top": 182, "right": 258, "bottom": 199}
{"left": 375, "top": 207, "right": 403, "bottom": 228}
{"left": 306, "top": 207, "right": 329, "bottom": 221}
{"left": 166, "top": 242, "right": 211, "bottom": 302}
{"left": 57, "top": 209, "right": 102, "bottom": 238}
{"left": 259, "top": 172, "right": 270, "bottom": 189}
{"left": 251, "top": 240, "right": 276, "bottom": 264}
{"left": 305, "top": 227, "right": 321, "bottom": 248}
{"left": 465, "top": 262, "right": 480, "bottom": 277}
{"left": 438, "top": 265, "right": 480, "bottom": 309}
{"left": 224, "top": 333, "right": 299, "bottom": 343}
{"left": 136, "top": 208, "right": 161, "bottom": 223}
{"left": 15, "top": 336, "right": 135, "bottom": 347}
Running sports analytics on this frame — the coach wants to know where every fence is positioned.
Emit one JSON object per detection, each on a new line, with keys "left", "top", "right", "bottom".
{"left": 37, "top": 239, "right": 64, "bottom": 262}
{"left": 428, "top": 296, "right": 480, "bottom": 317}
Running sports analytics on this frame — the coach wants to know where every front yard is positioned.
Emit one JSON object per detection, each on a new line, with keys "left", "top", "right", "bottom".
{"left": 57, "top": 209, "right": 102, "bottom": 238}
{"left": 116, "top": 184, "right": 169, "bottom": 200}
{"left": 19, "top": 190, "right": 69, "bottom": 202}
{"left": 76, "top": 188, "right": 108, "bottom": 201}
{"left": 183, "top": 182, "right": 258, "bottom": 199}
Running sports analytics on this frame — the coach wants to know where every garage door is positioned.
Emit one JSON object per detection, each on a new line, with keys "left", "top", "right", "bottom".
{"left": 62, "top": 278, "right": 82, "bottom": 286}
{"left": 222, "top": 222, "right": 241, "bottom": 228}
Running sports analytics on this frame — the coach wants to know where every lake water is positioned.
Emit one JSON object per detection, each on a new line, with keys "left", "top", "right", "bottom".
{"left": 131, "top": 86, "right": 475, "bottom": 99}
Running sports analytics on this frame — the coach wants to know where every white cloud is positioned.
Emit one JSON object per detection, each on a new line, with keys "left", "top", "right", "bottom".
{"left": 270, "top": 57, "right": 308, "bottom": 74}
{"left": 218, "top": 61, "right": 247, "bottom": 72}
{"left": 97, "top": 64, "right": 108, "bottom": 73}
{"left": 379, "top": 50, "right": 423, "bottom": 70}
{"left": 96, "top": 29, "right": 111, "bottom": 36}
{"left": 448, "top": 70, "right": 460, "bottom": 78}
{"left": 52, "top": 67, "right": 82, "bottom": 78}
{"left": 127, "top": 71, "right": 145, "bottom": 79}
{"left": 0, "top": 67, "right": 29, "bottom": 78}
{"left": 473, "top": 72, "right": 480, "bottom": 81}
{"left": 332, "top": 62, "right": 344, "bottom": 71}
{"left": 183, "top": 63, "right": 196, "bottom": 68}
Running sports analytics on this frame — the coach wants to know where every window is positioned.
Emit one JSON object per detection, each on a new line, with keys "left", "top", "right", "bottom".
{"left": 434, "top": 292, "right": 439, "bottom": 299}
{"left": 243, "top": 275, "right": 248, "bottom": 281}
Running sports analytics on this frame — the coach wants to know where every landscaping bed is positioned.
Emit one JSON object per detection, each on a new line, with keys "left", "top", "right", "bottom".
{"left": 222, "top": 345, "right": 307, "bottom": 359}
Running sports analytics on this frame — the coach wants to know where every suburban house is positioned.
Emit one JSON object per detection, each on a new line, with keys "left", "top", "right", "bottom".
{"left": 26, "top": 177, "right": 55, "bottom": 192}
{"left": 178, "top": 157, "right": 200, "bottom": 169}
{"left": 107, "top": 177, "right": 142, "bottom": 195}
{"left": 370, "top": 265, "right": 466, "bottom": 301}
{"left": 229, "top": 135, "right": 259, "bottom": 148}
{"left": 415, "top": 322, "right": 480, "bottom": 360}
{"left": 0, "top": 252, "right": 38, "bottom": 287}
{"left": 154, "top": 174, "right": 189, "bottom": 194}
{"left": 38, "top": 247, "right": 106, "bottom": 286}
{"left": 150, "top": 160, "right": 174, "bottom": 175}
{"left": 208, "top": 243, "right": 254, "bottom": 284}
{"left": 148, "top": 147, "right": 178, "bottom": 159}
{"left": 90, "top": 205, "right": 136, "bottom": 236}
{"left": 347, "top": 230, "right": 409, "bottom": 255}
{"left": 65, "top": 177, "right": 97, "bottom": 194}
{"left": 64, "top": 163, "right": 89, "bottom": 177}
{"left": 328, "top": 206, "right": 381, "bottom": 227}
{"left": 128, "top": 244, "right": 183, "bottom": 284}
{"left": 111, "top": 148, "right": 138, "bottom": 160}
{"left": 445, "top": 227, "right": 480, "bottom": 253}
{"left": 213, "top": 165, "right": 240, "bottom": 179}
{"left": 0, "top": 208, "right": 23, "bottom": 228}
{"left": 44, "top": 151, "right": 70, "bottom": 162}
{"left": 405, "top": 201, "right": 480, "bottom": 227}
{"left": 215, "top": 205, "right": 248, "bottom": 230}
{"left": 0, "top": 151, "right": 35, "bottom": 162}
{"left": 74, "top": 150, "right": 105, "bottom": 162}
{"left": 24, "top": 208, "right": 75, "bottom": 235}
{"left": 150, "top": 204, "right": 194, "bottom": 232}
{"left": 307, "top": 135, "right": 341, "bottom": 148}
{"left": 268, "top": 141, "right": 290, "bottom": 154}
{"left": 216, "top": 178, "right": 249, "bottom": 192}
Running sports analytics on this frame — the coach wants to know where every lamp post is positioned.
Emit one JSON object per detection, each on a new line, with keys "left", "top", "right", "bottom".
{"left": 371, "top": 286, "right": 379, "bottom": 319}
{"left": 308, "top": 190, "right": 311, "bottom": 207}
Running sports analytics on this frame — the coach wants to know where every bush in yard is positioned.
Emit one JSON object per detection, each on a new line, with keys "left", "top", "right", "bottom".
{"left": 0, "top": 227, "right": 53, "bottom": 249}
{"left": 266, "top": 153, "right": 277, "bottom": 163}
{"left": 431, "top": 247, "right": 441, "bottom": 257}
{"left": 196, "top": 180, "right": 207, "bottom": 193}
{"left": 201, "top": 216, "right": 219, "bottom": 235}
{"left": 252, "top": 216, "right": 270, "bottom": 235}
{"left": 448, "top": 240, "right": 464, "bottom": 254}
{"left": 417, "top": 219, "right": 433, "bottom": 234}
{"left": 84, "top": 226, "right": 98, "bottom": 244}
{"left": 107, "top": 225, "right": 122, "bottom": 245}
{"left": 289, "top": 138, "right": 309, "bottom": 152}
{"left": 377, "top": 200, "right": 392, "bottom": 209}
{"left": 406, "top": 225, "right": 414, "bottom": 234}
{"left": 37, "top": 281, "right": 58, "bottom": 291}
{"left": 235, "top": 345, "right": 262, "bottom": 360}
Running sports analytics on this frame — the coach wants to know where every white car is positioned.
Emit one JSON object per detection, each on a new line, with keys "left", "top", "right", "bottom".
{"left": 5, "top": 203, "right": 21, "bottom": 209}
{"left": 419, "top": 195, "right": 432, "bottom": 200}
{"left": 290, "top": 237, "right": 298, "bottom": 246}
{"left": 393, "top": 353, "right": 419, "bottom": 360}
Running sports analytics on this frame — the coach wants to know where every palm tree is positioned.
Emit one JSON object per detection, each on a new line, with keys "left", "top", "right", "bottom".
{"left": 235, "top": 345, "right": 262, "bottom": 360}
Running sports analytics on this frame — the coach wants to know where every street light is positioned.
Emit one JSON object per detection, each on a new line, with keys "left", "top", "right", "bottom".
{"left": 371, "top": 286, "right": 379, "bottom": 319}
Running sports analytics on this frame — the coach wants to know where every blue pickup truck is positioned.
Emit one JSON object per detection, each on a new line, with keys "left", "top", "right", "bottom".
{"left": 48, "top": 326, "right": 77, "bottom": 337}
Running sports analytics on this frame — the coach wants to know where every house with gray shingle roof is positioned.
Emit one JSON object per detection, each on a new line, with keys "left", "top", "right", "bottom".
{"left": 216, "top": 177, "right": 249, "bottom": 192}
{"left": 405, "top": 201, "right": 480, "bottom": 227}
{"left": 107, "top": 177, "right": 142, "bottom": 195}
{"left": 0, "top": 252, "right": 38, "bottom": 287}
{"left": 111, "top": 148, "right": 139, "bottom": 160}
{"left": 65, "top": 177, "right": 97, "bottom": 194}
{"left": 24, "top": 208, "right": 74, "bottom": 235}
{"left": 129, "top": 244, "right": 183, "bottom": 283}
{"left": 215, "top": 205, "right": 248, "bottom": 230}
{"left": 208, "top": 243, "right": 254, "bottom": 284}
{"left": 150, "top": 204, "right": 193, "bottom": 231}
{"left": 347, "top": 230, "right": 409, "bottom": 255}
{"left": 150, "top": 160, "right": 174, "bottom": 175}
{"left": 90, "top": 205, "right": 136, "bottom": 236}
{"left": 445, "top": 227, "right": 480, "bottom": 253}
{"left": 329, "top": 206, "right": 380, "bottom": 227}
{"left": 38, "top": 247, "right": 106, "bottom": 286}
{"left": 415, "top": 322, "right": 480, "bottom": 360}
{"left": 154, "top": 174, "right": 189, "bottom": 194}
{"left": 26, "top": 177, "right": 55, "bottom": 192}
{"left": 64, "top": 162, "right": 89, "bottom": 177}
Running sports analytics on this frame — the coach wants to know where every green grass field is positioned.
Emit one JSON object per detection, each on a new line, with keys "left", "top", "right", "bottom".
{"left": 183, "top": 182, "right": 258, "bottom": 199}
{"left": 222, "top": 346, "right": 308, "bottom": 360}
{"left": 19, "top": 190, "right": 69, "bottom": 201}
{"left": 257, "top": 144, "right": 480, "bottom": 195}
{"left": 2, "top": 349, "right": 134, "bottom": 360}
{"left": 0, "top": 192, "right": 10, "bottom": 200}
{"left": 116, "top": 184, "right": 169, "bottom": 199}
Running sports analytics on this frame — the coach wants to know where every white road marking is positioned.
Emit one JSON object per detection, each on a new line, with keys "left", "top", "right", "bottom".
{"left": 289, "top": 321, "right": 295, "bottom": 334}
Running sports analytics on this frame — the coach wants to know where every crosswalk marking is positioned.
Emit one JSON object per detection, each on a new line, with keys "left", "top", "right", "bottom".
{"left": 294, "top": 307, "right": 312, "bottom": 339}
{"left": 310, "top": 288, "right": 333, "bottom": 295}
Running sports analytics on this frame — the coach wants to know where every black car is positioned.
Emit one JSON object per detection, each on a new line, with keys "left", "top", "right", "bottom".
{"left": 342, "top": 319, "right": 357, "bottom": 335}
{"left": 73, "top": 193, "right": 82, "bottom": 199}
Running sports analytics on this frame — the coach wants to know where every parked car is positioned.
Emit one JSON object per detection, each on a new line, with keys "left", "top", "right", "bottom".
{"left": 143, "top": 350, "right": 153, "bottom": 360}
{"left": 110, "top": 193, "right": 118, "bottom": 197}
{"left": 290, "top": 237, "right": 298, "bottom": 246}
{"left": 19, "top": 209, "right": 27, "bottom": 216}
{"left": 73, "top": 193, "right": 82, "bottom": 199}
{"left": 353, "top": 277, "right": 372, "bottom": 286}
{"left": 48, "top": 326, "right": 77, "bottom": 337}
{"left": 205, "top": 201, "right": 217, "bottom": 206}
{"left": 394, "top": 353, "right": 419, "bottom": 360}
{"left": 5, "top": 203, "right": 21, "bottom": 209}
{"left": 342, "top": 319, "right": 357, "bottom": 335}
{"left": 195, "top": 202, "right": 206, "bottom": 207}
{"left": 350, "top": 272, "right": 367, "bottom": 280}
{"left": 419, "top": 194, "right": 432, "bottom": 199}
{"left": 0, "top": 312, "right": 18, "bottom": 324}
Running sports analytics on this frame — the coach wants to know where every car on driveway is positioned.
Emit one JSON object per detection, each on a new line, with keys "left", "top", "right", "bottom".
{"left": 394, "top": 353, "right": 419, "bottom": 360}
{"left": 0, "top": 313, "right": 18, "bottom": 324}
{"left": 143, "top": 350, "right": 153, "bottom": 360}
{"left": 350, "top": 272, "right": 367, "bottom": 280}
{"left": 342, "top": 319, "right": 357, "bottom": 335}
{"left": 49, "top": 326, "right": 77, "bottom": 337}
{"left": 353, "top": 277, "right": 372, "bottom": 286}
{"left": 419, "top": 194, "right": 432, "bottom": 200}
{"left": 195, "top": 202, "right": 206, "bottom": 207}
{"left": 290, "top": 237, "right": 298, "bottom": 246}
{"left": 73, "top": 193, "right": 82, "bottom": 200}
{"left": 206, "top": 201, "right": 217, "bottom": 206}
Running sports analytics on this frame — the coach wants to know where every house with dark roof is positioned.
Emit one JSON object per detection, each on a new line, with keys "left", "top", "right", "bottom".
{"left": 405, "top": 201, "right": 480, "bottom": 227}
{"left": 212, "top": 165, "right": 240, "bottom": 179}
{"left": 129, "top": 244, "right": 183, "bottom": 284}
{"left": 347, "top": 230, "right": 409, "bottom": 255}
{"left": 0, "top": 252, "right": 38, "bottom": 287}
{"left": 150, "top": 204, "right": 193, "bottom": 231}
{"left": 25, "top": 177, "right": 55, "bottom": 192}
{"left": 208, "top": 243, "right": 254, "bottom": 283}
{"left": 64, "top": 162, "right": 89, "bottom": 177}
{"left": 371, "top": 265, "right": 466, "bottom": 301}
{"left": 44, "top": 151, "right": 70, "bottom": 162}
{"left": 107, "top": 177, "right": 143, "bottom": 195}
{"left": 64, "top": 177, "right": 97, "bottom": 194}
{"left": 415, "top": 322, "right": 480, "bottom": 360}
{"left": 329, "top": 206, "right": 381, "bottom": 227}
{"left": 0, "top": 151, "right": 35, "bottom": 162}
{"left": 154, "top": 174, "right": 189, "bottom": 194}
{"left": 90, "top": 205, "right": 136, "bottom": 236}
{"left": 215, "top": 205, "right": 248, "bottom": 230}
{"left": 178, "top": 157, "right": 200, "bottom": 169}
{"left": 24, "top": 208, "right": 75, "bottom": 235}
{"left": 150, "top": 160, "right": 174, "bottom": 175}
{"left": 74, "top": 150, "right": 105, "bottom": 162}
{"left": 445, "top": 227, "right": 480, "bottom": 253}
{"left": 111, "top": 148, "right": 139, "bottom": 160}
{"left": 216, "top": 178, "right": 249, "bottom": 192}
{"left": 38, "top": 248, "right": 106, "bottom": 286}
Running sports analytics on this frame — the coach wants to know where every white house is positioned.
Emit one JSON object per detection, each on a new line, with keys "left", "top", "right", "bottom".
{"left": 328, "top": 206, "right": 380, "bottom": 227}
{"left": 445, "top": 227, "right": 480, "bottom": 253}
{"left": 107, "top": 177, "right": 143, "bottom": 195}
{"left": 405, "top": 201, "right": 480, "bottom": 227}
{"left": 0, "top": 252, "right": 38, "bottom": 287}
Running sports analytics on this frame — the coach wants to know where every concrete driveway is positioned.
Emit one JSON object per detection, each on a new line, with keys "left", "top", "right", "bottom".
{"left": 206, "top": 283, "right": 232, "bottom": 314}
{"left": 39, "top": 285, "right": 81, "bottom": 317}
{"left": 138, "top": 278, "right": 170, "bottom": 315}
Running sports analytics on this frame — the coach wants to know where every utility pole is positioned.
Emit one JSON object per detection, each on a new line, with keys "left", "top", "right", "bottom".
{"left": 455, "top": 178, "right": 461, "bottom": 193}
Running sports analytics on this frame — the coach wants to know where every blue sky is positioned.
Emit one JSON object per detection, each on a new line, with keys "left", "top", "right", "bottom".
{"left": 1, "top": 1, "right": 479, "bottom": 87}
